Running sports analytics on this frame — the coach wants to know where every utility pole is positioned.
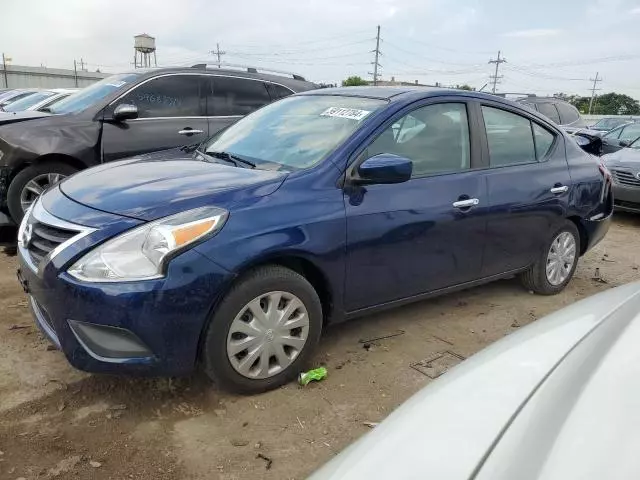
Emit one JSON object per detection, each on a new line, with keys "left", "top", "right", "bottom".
{"left": 369, "top": 25, "right": 382, "bottom": 86}
{"left": 588, "top": 72, "right": 602, "bottom": 114}
{"left": 488, "top": 50, "right": 506, "bottom": 94}
{"left": 79, "top": 58, "right": 85, "bottom": 71}
{"left": 1, "top": 53, "right": 8, "bottom": 88}
{"left": 210, "top": 43, "right": 226, "bottom": 67}
{"left": 73, "top": 59, "right": 78, "bottom": 87}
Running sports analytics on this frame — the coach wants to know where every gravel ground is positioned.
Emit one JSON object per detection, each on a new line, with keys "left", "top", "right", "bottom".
{"left": 0, "top": 214, "right": 638, "bottom": 480}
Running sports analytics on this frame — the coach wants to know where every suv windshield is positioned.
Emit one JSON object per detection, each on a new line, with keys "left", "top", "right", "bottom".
{"left": 204, "top": 95, "right": 387, "bottom": 171}
{"left": 48, "top": 73, "right": 140, "bottom": 114}
{"left": 3, "top": 90, "right": 56, "bottom": 112}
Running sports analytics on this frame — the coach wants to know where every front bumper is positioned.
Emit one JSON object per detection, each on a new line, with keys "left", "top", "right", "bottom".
{"left": 17, "top": 197, "right": 234, "bottom": 376}
{"left": 612, "top": 183, "right": 640, "bottom": 213}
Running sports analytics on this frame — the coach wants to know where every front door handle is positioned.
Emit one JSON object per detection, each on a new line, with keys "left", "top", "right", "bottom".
{"left": 179, "top": 129, "right": 205, "bottom": 136}
{"left": 550, "top": 185, "right": 569, "bottom": 194}
{"left": 452, "top": 198, "right": 479, "bottom": 209}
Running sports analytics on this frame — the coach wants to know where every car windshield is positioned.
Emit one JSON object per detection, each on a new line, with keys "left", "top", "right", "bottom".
{"left": 594, "top": 118, "right": 628, "bottom": 130}
{"left": 3, "top": 91, "right": 56, "bottom": 112}
{"left": 48, "top": 73, "right": 140, "bottom": 114}
{"left": 203, "top": 95, "right": 387, "bottom": 171}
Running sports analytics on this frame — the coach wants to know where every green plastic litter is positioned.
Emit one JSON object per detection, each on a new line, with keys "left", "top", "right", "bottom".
{"left": 298, "top": 367, "right": 328, "bottom": 386}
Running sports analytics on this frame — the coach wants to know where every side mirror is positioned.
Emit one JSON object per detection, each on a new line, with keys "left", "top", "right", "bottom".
{"left": 619, "top": 140, "right": 630, "bottom": 147}
{"left": 574, "top": 133, "right": 602, "bottom": 156}
{"left": 352, "top": 154, "right": 412, "bottom": 185}
{"left": 113, "top": 104, "right": 138, "bottom": 121}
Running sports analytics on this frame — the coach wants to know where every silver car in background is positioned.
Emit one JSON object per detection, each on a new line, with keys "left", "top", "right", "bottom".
{"left": 312, "top": 282, "right": 640, "bottom": 480}
{"left": 0, "top": 88, "right": 78, "bottom": 112}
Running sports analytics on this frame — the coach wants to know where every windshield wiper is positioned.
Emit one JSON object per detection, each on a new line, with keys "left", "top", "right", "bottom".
{"left": 206, "top": 151, "right": 256, "bottom": 169}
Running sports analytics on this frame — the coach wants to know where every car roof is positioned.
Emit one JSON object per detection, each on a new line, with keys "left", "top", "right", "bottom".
{"left": 297, "top": 86, "right": 529, "bottom": 106}
{"left": 119, "top": 65, "right": 317, "bottom": 92}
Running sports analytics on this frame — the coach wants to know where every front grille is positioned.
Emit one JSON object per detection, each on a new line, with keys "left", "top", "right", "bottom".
{"left": 26, "top": 222, "right": 77, "bottom": 267}
{"left": 612, "top": 169, "right": 640, "bottom": 187}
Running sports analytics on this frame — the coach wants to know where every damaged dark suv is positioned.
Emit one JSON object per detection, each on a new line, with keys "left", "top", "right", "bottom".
{"left": 0, "top": 65, "right": 316, "bottom": 225}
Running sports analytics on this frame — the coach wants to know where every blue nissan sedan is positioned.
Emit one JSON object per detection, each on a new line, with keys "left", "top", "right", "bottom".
{"left": 16, "top": 87, "right": 613, "bottom": 393}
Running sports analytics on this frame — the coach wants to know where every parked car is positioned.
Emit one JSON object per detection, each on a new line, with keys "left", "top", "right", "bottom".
{"left": 599, "top": 122, "right": 640, "bottom": 155}
{"left": 0, "top": 89, "right": 41, "bottom": 110}
{"left": 601, "top": 146, "right": 640, "bottom": 213}
{"left": 0, "top": 64, "right": 316, "bottom": 225}
{"left": 587, "top": 116, "right": 635, "bottom": 134}
{"left": 0, "top": 88, "right": 78, "bottom": 113}
{"left": 16, "top": 87, "right": 612, "bottom": 393}
{"left": 515, "top": 96, "right": 584, "bottom": 132}
{"left": 310, "top": 281, "right": 640, "bottom": 479}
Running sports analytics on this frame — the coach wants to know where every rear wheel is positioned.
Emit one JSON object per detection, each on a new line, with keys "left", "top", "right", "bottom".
{"left": 202, "top": 265, "right": 323, "bottom": 394}
{"left": 519, "top": 221, "right": 580, "bottom": 295}
{"left": 7, "top": 162, "right": 78, "bottom": 222}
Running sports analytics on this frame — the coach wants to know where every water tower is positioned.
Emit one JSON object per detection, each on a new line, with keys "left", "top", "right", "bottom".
{"left": 134, "top": 34, "right": 157, "bottom": 68}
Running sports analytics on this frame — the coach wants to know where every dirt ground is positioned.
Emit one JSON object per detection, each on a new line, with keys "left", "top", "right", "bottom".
{"left": 0, "top": 214, "right": 639, "bottom": 480}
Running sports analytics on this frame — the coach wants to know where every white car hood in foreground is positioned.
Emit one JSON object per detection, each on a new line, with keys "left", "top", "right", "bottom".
{"left": 311, "top": 282, "right": 640, "bottom": 480}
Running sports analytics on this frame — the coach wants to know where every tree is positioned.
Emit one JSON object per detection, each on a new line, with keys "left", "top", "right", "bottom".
{"left": 591, "top": 92, "right": 640, "bottom": 115}
{"left": 456, "top": 84, "right": 474, "bottom": 91}
{"left": 341, "top": 76, "right": 368, "bottom": 87}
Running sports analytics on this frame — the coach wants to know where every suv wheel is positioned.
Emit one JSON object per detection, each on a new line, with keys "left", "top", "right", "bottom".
{"left": 7, "top": 162, "right": 78, "bottom": 222}
{"left": 519, "top": 221, "right": 580, "bottom": 295}
{"left": 202, "top": 265, "right": 323, "bottom": 394}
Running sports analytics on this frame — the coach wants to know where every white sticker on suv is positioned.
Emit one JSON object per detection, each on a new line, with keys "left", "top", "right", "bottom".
{"left": 320, "top": 107, "right": 371, "bottom": 121}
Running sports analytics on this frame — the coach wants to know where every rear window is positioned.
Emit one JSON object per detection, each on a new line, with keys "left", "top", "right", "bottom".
{"left": 536, "top": 103, "right": 561, "bottom": 124}
{"left": 3, "top": 91, "right": 56, "bottom": 112}
{"left": 555, "top": 102, "right": 580, "bottom": 124}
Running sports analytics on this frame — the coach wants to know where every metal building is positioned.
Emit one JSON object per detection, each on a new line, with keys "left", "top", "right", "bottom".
{"left": 0, "top": 64, "right": 109, "bottom": 89}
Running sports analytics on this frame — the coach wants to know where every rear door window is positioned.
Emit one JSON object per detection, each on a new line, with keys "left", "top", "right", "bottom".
{"left": 118, "top": 75, "right": 203, "bottom": 118}
{"left": 266, "top": 83, "right": 294, "bottom": 101}
{"left": 211, "top": 77, "right": 271, "bottom": 116}
{"left": 555, "top": 102, "right": 580, "bottom": 124}
{"left": 481, "top": 106, "right": 537, "bottom": 166}
{"left": 536, "top": 103, "right": 561, "bottom": 124}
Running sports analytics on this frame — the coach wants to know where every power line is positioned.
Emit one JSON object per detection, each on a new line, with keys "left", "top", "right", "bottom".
{"left": 369, "top": 25, "right": 382, "bottom": 85}
{"left": 588, "top": 72, "right": 603, "bottom": 114}
{"left": 488, "top": 50, "right": 506, "bottom": 94}
{"left": 384, "top": 41, "right": 485, "bottom": 67}
{"left": 224, "top": 38, "right": 372, "bottom": 57}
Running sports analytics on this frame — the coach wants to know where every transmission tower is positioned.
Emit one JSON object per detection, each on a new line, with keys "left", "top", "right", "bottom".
{"left": 369, "top": 25, "right": 382, "bottom": 86}
{"left": 588, "top": 72, "right": 602, "bottom": 114}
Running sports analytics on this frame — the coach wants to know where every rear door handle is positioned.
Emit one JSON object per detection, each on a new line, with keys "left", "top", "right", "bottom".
{"left": 452, "top": 198, "right": 479, "bottom": 209}
{"left": 550, "top": 185, "right": 569, "bottom": 194}
{"left": 179, "top": 129, "right": 205, "bottom": 136}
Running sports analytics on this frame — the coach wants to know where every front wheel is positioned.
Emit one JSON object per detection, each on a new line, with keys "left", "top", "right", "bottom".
{"left": 202, "top": 265, "right": 323, "bottom": 394}
{"left": 7, "top": 162, "right": 78, "bottom": 223}
{"left": 519, "top": 221, "right": 581, "bottom": 295}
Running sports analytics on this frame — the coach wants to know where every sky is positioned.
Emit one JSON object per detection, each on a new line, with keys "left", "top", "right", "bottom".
{"left": 3, "top": 0, "right": 640, "bottom": 98}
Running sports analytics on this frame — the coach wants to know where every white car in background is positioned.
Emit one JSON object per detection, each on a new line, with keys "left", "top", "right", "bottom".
{"left": 1, "top": 88, "right": 78, "bottom": 113}
{"left": 312, "top": 282, "right": 640, "bottom": 480}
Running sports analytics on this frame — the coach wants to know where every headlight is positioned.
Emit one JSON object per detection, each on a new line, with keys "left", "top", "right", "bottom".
{"left": 68, "top": 206, "right": 228, "bottom": 282}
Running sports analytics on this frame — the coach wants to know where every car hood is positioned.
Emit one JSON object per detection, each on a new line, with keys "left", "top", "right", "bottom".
{"left": 601, "top": 148, "right": 640, "bottom": 168}
{"left": 0, "top": 109, "right": 51, "bottom": 126}
{"left": 311, "top": 282, "right": 640, "bottom": 480}
{"left": 59, "top": 148, "right": 287, "bottom": 221}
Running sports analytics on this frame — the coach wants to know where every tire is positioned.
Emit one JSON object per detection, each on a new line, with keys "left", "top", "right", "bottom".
{"left": 519, "top": 221, "right": 581, "bottom": 295}
{"left": 202, "top": 265, "right": 323, "bottom": 394}
{"left": 7, "top": 162, "right": 78, "bottom": 223}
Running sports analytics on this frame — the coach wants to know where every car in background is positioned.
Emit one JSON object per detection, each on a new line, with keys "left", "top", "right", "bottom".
{"left": 601, "top": 146, "right": 640, "bottom": 213}
{"left": 515, "top": 96, "right": 584, "bottom": 132}
{"left": 0, "top": 64, "right": 317, "bottom": 225}
{"left": 311, "top": 282, "right": 640, "bottom": 479}
{"left": 587, "top": 116, "right": 635, "bottom": 134}
{"left": 0, "top": 89, "right": 41, "bottom": 110}
{"left": 600, "top": 122, "right": 640, "bottom": 155}
{"left": 16, "top": 87, "right": 612, "bottom": 394}
{"left": 0, "top": 88, "right": 78, "bottom": 113}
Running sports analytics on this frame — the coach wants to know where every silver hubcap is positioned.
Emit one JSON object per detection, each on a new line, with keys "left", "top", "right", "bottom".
{"left": 546, "top": 231, "right": 577, "bottom": 286}
{"left": 20, "top": 173, "right": 66, "bottom": 212}
{"left": 227, "top": 291, "right": 310, "bottom": 379}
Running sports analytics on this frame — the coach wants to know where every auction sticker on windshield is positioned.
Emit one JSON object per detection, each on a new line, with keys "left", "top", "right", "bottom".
{"left": 321, "top": 107, "right": 371, "bottom": 121}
